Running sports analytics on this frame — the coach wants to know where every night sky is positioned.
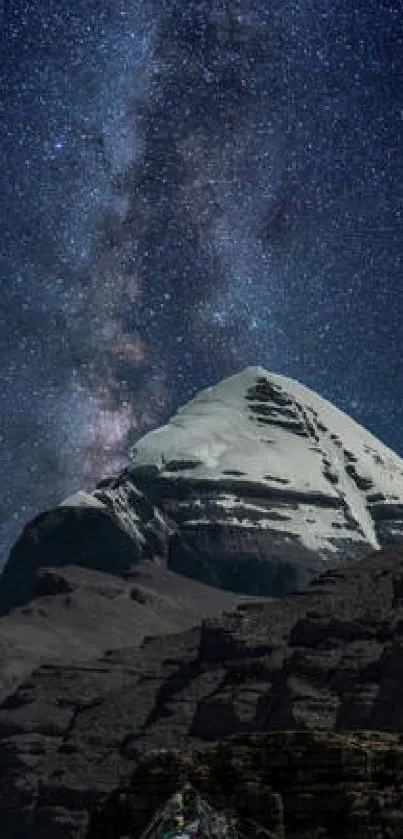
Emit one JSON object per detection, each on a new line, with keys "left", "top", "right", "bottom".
{"left": 1, "top": 0, "right": 402, "bottom": 566}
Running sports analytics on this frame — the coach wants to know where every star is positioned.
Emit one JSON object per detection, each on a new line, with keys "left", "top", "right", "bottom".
{"left": 0, "top": 0, "right": 402, "bottom": 565}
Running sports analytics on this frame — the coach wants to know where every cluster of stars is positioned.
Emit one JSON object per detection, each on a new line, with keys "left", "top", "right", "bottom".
{"left": 0, "top": 0, "right": 402, "bottom": 566}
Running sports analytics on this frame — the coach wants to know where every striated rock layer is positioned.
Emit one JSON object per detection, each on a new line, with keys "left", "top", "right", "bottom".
{"left": 3, "top": 367, "right": 403, "bottom": 616}
{"left": 2, "top": 545, "right": 403, "bottom": 836}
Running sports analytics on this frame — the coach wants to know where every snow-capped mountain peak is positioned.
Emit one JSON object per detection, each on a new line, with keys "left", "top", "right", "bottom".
{"left": 126, "top": 367, "right": 403, "bottom": 590}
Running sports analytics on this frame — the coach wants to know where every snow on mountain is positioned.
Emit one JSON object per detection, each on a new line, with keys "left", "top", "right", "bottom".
{"left": 125, "top": 367, "right": 403, "bottom": 592}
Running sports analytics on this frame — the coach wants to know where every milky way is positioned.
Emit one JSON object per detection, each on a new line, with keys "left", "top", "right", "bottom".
{"left": 1, "top": 0, "right": 402, "bottom": 565}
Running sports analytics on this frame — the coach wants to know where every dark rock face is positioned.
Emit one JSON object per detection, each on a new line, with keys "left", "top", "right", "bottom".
{"left": 2, "top": 545, "right": 403, "bottom": 836}
{"left": 87, "top": 731, "right": 403, "bottom": 839}
{"left": 0, "top": 479, "right": 173, "bottom": 617}
{"left": 167, "top": 526, "right": 324, "bottom": 597}
{"left": 0, "top": 506, "right": 140, "bottom": 617}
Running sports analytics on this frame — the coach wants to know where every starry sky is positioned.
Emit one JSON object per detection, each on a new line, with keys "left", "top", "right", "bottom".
{"left": 0, "top": 0, "right": 402, "bottom": 566}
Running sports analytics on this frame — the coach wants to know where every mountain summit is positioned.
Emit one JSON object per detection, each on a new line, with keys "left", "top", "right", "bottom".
{"left": 2, "top": 366, "right": 403, "bottom": 617}
{"left": 125, "top": 366, "right": 403, "bottom": 590}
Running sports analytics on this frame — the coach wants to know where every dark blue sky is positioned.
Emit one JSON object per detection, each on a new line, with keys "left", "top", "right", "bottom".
{"left": 0, "top": 0, "right": 402, "bottom": 564}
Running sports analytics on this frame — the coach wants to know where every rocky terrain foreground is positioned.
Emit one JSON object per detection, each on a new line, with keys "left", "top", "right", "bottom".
{"left": 2, "top": 544, "right": 403, "bottom": 837}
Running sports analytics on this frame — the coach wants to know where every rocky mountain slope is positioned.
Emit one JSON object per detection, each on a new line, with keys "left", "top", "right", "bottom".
{"left": 2, "top": 544, "right": 403, "bottom": 837}
{"left": 0, "top": 558, "right": 264, "bottom": 705}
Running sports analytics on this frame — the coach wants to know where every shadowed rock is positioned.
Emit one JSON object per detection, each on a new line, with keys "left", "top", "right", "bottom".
{"left": 1, "top": 545, "right": 403, "bottom": 836}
